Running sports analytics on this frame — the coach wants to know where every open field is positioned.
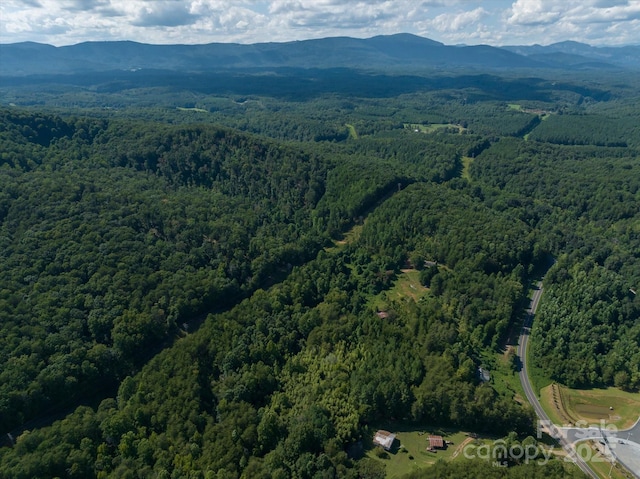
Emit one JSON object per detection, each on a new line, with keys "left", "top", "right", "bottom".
{"left": 345, "top": 123, "right": 359, "bottom": 139}
{"left": 507, "top": 103, "right": 552, "bottom": 116}
{"left": 366, "top": 424, "right": 473, "bottom": 478}
{"left": 176, "top": 106, "right": 208, "bottom": 112}
{"left": 405, "top": 123, "right": 466, "bottom": 134}
{"left": 540, "top": 385, "right": 640, "bottom": 429}
{"left": 389, "top": 269, "right": 429, "bottom": 302}
{"left": 369, "top": 268, "right": 430, "bottom": 311}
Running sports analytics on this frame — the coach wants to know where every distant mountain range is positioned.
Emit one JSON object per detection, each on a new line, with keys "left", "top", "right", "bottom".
{"left": 1, "top": 33, "right": 638, "bottom": 76}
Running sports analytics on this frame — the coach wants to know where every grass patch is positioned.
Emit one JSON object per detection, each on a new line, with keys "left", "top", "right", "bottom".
{"left": 389, "top": 269, "right": 429, "bottom": 303}
{"left": 369, "top": 269, "right": 429, "bottom": 311}
{"left": 405, "top": 123, "right": 465, "bottom": 134}
{"left": 345, "top": 123, "right": 358, "bottom": 139}
{"left": 461, "top": 156, "right": 474, "bottom": 181}
{"left": 326, "top": 224, "right": 363, "bottom": 253}
{"left": 539, "top": 384, "right": 571, "bottom": 426}
{"left": 507, "top": 104, "right": 523, "bottom": 111}
{"left": 176, "top": 107, "right": 208, "bottom": 113}
{"left": 539, "top": 386, "right": 640, "bottom": 429}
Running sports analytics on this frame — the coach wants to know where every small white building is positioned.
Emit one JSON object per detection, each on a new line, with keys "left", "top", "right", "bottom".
{"left": 373, "top": 430, "right": 396, "bottom": 451}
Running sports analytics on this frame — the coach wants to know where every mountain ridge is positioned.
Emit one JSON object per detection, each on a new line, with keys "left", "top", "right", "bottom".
{"left": 1, "top": 33, "right": 638, "bottom": 76}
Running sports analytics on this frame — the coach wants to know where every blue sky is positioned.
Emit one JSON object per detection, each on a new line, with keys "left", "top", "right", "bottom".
{"left": 1, "top": 0, "right": 639, "bottom": 46}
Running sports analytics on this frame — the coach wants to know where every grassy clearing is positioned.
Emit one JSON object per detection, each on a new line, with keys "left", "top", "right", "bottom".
{"left": 507, "top": 104, "right": 523, "bottom": 111}
{"left": 405, "top": 123, "right": 465, "bottom": 134}
{"left": 369, "top": 269, "right": 429, "bottom": 311}
{"left": 539, "top": 385, "right": 640, "bottom": 429}
{"left": 326, "top": 224, "right": 363, "bottom": 253}
{"left": 461, "top": 156, "right": 474, "bottom": 181}
{"left": 176, "top": 107, "right": 208, "bottom": 113}
{"left": 366, "top": 424, "right": 473, "bottom": 478}
{"left": 345, "top": 123, "right": 358, "bottom": 139}
{"left": 388, "top": 269, "right": 429, "bottom": 303}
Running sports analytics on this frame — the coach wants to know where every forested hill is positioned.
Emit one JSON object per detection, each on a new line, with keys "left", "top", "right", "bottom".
{"left": 1, "top": 33, "right": 638, "bottom": 77}
{"left": 0, "top": 105, "right": 470, "bottom": 436}
{"left": 0, "top": 109, "right": 332, "bottom": 434}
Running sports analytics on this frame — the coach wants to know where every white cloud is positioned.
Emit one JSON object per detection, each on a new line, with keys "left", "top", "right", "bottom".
{"left": 133, "top": 2, "right": 200, "bottom": 27}
{"left": 566, "top": 1, "right": 640, "bottom": 24}
{"left": 507, "top": 0, "right": 561, "bottom": 26}
{"left": 430, "top": 7, "right": 487, "bottom": 32}
{"left": 0, "top": 0, "right": 638, "bottom": 46}
{"left": 502, "top": 0, "right": 640, "bottom": 45}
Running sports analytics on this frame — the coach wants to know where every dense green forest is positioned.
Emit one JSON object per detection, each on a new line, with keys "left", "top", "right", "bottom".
{"left": 469, "top": 137, "right": 640, "bottom": 389}
{"left": 0, "top": 66, "right": 639, "bottom": 478}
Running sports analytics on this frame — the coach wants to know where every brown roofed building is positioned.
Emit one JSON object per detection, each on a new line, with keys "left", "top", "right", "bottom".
{"left": 428, "top": 435, "right": 445, "bottom": 449}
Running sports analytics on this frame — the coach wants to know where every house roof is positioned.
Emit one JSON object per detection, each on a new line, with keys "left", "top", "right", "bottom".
{"left": 373, "top": 430, "right": 396, "bottom": 450}
{"left": 429, "top": 435, "right": 444, "bottom": 448}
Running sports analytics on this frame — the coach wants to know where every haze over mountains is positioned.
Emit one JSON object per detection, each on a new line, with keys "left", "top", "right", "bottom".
{"left": 1, "top": 33, "right": 639, "bottom": 76}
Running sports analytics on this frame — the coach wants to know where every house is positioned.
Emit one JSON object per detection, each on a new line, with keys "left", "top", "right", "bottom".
{"left": 428, "top": 435, "right": 445, "bottom": 450}
{"left": 373, "top": 430, "right": 396, "bottom": 451}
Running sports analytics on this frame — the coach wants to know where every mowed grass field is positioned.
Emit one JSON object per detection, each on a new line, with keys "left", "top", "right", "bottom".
{"left": 540, "top": 384, "right": 640, "bottom": 429}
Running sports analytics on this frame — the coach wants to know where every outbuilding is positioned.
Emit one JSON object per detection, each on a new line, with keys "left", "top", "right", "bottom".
{"left": 373, "top": 430, "right": 396, "bottom": 451}
{"left": 428, "top": 435, "right": 445, "bottom": 450}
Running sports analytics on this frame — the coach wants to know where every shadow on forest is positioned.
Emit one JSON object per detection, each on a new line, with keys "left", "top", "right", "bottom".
{"left": 1, "top": 68, "right": 610, "bottom": 102}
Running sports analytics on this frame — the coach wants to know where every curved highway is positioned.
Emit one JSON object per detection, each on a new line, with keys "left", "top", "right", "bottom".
{"left": 517, "top": 281, "right": 598, "bottom": 479}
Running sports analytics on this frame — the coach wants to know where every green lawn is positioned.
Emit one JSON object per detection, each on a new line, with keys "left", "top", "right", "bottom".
{"left": 366, "top": 424, "right": 473, "bottom": 478}
{"left": 539, "top": 385, "right": 640, "bottom": 430}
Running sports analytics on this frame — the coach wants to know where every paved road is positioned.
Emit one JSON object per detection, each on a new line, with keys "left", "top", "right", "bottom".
{"left": 557, "top": 419, "right": 640, "bottom": 479}
{"left": 517, "top": 281, "right": 598, "bottom": 479}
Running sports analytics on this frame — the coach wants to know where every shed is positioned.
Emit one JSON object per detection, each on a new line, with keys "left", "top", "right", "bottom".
{"left": 373, "top": 430, "right": 396, "bottom": 451}
{"left": 428, "top": 435, "right": 445, "bottom": 449}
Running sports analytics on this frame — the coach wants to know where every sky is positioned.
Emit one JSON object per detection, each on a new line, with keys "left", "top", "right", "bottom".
{"left": 1, "top": 0, "right": 639, "bottom": 47}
